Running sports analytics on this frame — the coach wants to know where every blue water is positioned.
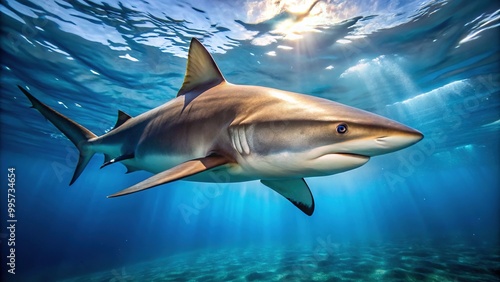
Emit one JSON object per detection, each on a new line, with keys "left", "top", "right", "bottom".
{"left": 1, "top": 0, "right": 499, "bottom": 281}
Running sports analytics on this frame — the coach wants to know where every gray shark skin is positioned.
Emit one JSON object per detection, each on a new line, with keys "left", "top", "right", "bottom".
{"left": 19, "top": 38, "right": 423, "bottom": 216}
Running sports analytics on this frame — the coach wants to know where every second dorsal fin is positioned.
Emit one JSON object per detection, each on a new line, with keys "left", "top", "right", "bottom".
{"left": 113, "top": 110, "right": 132, "bottom": 130}
{"left": 177, "top": 38, "right": 226, "bottom": 97}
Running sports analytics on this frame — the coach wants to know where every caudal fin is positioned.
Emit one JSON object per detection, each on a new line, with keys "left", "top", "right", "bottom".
{"left": 18, "top": 85, "right": 97, "bottom": 185}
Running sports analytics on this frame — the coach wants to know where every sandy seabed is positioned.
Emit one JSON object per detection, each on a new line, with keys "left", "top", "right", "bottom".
{"left": 60, "top": 239, "right": 499, "bottom": 282}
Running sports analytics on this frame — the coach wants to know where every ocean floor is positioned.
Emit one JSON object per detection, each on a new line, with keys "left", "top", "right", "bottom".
{"left": 58, "top": 239, "right": 499, "bottom": 282}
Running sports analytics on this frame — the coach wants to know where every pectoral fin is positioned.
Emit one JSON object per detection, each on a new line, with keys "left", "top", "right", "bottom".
{"left": 261, "top": 179, "right": 315, "bottom": 216}
{"left": 108, "top": 155, "right": 229, "bottom": 198}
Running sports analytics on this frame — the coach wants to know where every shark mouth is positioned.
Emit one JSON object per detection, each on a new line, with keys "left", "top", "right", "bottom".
{"left": 335, "top": 153, "right": 370, "bottom": 160}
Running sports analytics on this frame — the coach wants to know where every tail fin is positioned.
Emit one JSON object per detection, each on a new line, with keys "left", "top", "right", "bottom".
{"left": 18, "top": 85, "right": 97, "bottom": 185}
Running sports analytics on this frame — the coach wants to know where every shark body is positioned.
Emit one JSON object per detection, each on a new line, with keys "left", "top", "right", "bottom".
{"left": 19, "top": 38, "right": 423, "bottom": 215}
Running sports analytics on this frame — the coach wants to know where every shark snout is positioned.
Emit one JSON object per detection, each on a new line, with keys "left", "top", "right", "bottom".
{"left": 336, "top": 120, "right": 423, "bottom": 158}
{"left": 371, "top": 126, "right": 423, "bottom": 156}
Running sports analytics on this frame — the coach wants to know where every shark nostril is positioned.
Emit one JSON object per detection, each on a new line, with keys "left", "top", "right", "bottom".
{"left": 375, "top": 137, "right": 387, "bottom": 146}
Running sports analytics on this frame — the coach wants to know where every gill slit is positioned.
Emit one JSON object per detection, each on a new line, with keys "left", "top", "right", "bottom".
{"left": 238, "top": 125, "right": 250, "bottom": 155}
{"left": 230, "top": 125, "right": 251, "bottom": 155}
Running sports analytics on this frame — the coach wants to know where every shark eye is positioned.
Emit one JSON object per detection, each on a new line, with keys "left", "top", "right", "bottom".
{"left": 337, "top": 123, "right": 348, "bottom": 134}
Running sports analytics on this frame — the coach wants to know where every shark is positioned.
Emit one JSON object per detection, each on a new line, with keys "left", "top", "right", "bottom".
{"left": 18, "top": 38, "right": 423, "bottom": 216}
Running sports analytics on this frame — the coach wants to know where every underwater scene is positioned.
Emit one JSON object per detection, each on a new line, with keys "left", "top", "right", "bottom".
{"left": 1, "top": 0, "right": 499, "bottom": 281}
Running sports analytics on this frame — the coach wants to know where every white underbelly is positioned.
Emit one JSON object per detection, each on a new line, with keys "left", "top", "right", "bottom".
{"left": 233, "top": 151, "right": 370, "bottom": 180}
{"left": 133, "top": 154, "right": 192, "bottom": 174}
{"left": 123, "top": 150, "right": 369, "bottom": 184}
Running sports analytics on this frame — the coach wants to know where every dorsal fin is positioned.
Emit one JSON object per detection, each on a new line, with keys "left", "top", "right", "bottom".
{"left": 177, "top": 38, "right": 226, "bottom": 97}
{"left": 113, "top": 110, "right": 132, "bottom": 130}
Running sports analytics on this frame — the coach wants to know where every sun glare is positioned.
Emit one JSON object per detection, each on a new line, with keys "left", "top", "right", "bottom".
{"left": 275, "top": 0, "right": 328, "bottom": 39}
{"left": 246, "top": 0, "right": 339, "bottom": 40}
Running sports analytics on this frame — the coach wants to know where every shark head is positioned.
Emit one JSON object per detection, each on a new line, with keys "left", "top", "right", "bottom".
{"left": 321, "top": 103, "right": 423, "bottom": 157}
{"left": 230, "top": 89, "right": 424, "bottom": 178}
{"left": 291, "top": 100, "right": 424, "bottom": 176}
{"left": 237, "top": 98, "right": 424, "bottom": 216}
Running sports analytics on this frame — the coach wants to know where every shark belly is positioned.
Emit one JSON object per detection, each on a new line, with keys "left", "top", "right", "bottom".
{"left": 229, "top": 152, "right": 370, "bottom": 180}
{"left": 129, "top": 153, "right": 255, "bottom": 183}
